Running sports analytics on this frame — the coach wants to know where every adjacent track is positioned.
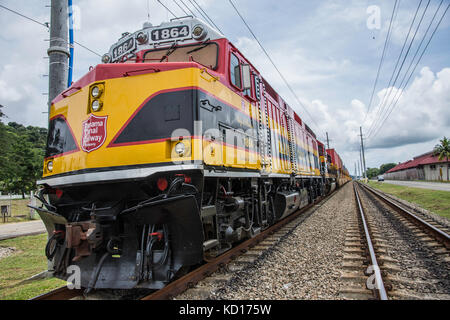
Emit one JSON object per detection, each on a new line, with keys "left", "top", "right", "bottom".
{"left": 352, "top": 182, "right": 450, "bottom": 300}
{"left": 358, "top": 182, "right": 450, "bottom": 248}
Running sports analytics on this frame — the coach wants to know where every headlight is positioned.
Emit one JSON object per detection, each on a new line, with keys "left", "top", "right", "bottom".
{"left": 91, "top": 100, "right": 103, "bottom": 112}
{"left": 174, "top": 142, "right": 186, "bottom": 156}
{"left": 102, "top": 54, "right": 111, "bottom": 63}
{"left": 47, "top": 161, "right": 53, "bottom": 172}
{"left": 136, "top": 32, "right": 148, "bottom": 44}
{"left": 192, "top": 24, "right": 207, "bottom": 40}
{"left": 91, "top": 86, "right": 102, "bottom": 98}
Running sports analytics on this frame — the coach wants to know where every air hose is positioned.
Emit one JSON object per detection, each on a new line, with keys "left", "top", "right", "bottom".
{"left": 84, "top": 251, "right": 109, "bottom": 295}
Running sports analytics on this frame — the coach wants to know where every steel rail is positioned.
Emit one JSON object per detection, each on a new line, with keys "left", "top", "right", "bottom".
{"left": 353, "top": 183, "right": 388, "bottom": 300}
{"left": 358, "top": 182, "right": 450, "bottom": 247}
{"left": 31, "top": 286, "right": 83, "bottom": 300}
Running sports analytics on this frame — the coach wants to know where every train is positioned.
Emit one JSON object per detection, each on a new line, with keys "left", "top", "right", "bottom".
{"left": 34, "top": 17, "right": 351, "bottom": 291}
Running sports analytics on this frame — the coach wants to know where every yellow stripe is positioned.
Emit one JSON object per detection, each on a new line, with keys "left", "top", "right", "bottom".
{"left": 45, "top": 67, "right": 319, "bottom": 178}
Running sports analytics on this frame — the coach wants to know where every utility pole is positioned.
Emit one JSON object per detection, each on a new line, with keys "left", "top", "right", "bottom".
{"left": 46, "top": 0, "right": 69, "bottom": 274}
{"left": 48, "top": 0, "right": 69, "bottom": 116}
{"left": 359, "top": 126, "right": 367, "bottom": 179}
{"left": 326, "top": 132, "right": 330, "bottom": 149}
{"left": 359, "top": 146, "right": 364, "bottom": 180}
{"left": 357, "top": 159, "right": 361, "bottom": 180}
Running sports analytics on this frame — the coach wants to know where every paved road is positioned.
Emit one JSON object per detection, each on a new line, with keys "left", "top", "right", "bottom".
{"left": 0, "top": 220, "right": 46, "bottom": 241}
{"left": 383, "top": 180, "right": 450, "bottom": 192}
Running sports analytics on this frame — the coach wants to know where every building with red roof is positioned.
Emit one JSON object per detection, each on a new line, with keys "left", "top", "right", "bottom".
{"left": 384, "top": 151, "right": 449, "bottom": 181}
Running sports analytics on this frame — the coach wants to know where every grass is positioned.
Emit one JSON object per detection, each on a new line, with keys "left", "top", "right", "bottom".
{"left": 0, "top": 199, "right": 40, "bottom": 224}
{"left": 367, "top": 181, "right": 450, "bottom": 220}
{"left": 0, "top": 233, "right": 65, "bottom": 300}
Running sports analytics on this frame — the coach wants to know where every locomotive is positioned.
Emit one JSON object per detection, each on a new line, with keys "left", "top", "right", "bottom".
{"left": 34, "top": 17, "right": 350, "bottom": 291}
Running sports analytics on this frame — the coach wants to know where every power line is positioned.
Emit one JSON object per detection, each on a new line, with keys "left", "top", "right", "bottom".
{"left": 189, "top": 0, "right": 224, "bottom": 34}
{"left": 0, "top": 4, "right": 49, "bottom": 28}
{"left": 368, "top": 0, "right": 430, "bottom": 139}
{"left": 0, "top": 3, "right": 102, "bottom": 57}
{"left": 369, "top": 0, "right": 433, "bottom": 140}
{"left": 73, "top": 41, "right": 101, "bottom": 57}
{"left": 367, "top": 0, "right": 422, "bottom": 137}
{"left": 367, "top": 0, "right": 424, "bottom": 138}
{"left": 378, "top": 0, "right": 444, "bottom": 122}
{"left": 369, "top": 2, "right": 449, "bottom": 142}
{"left": 363, "top": 0, "right": 398, "bottom": 124}
{"left": 157, "top": 0, "right": 178, "bottom": 18}
{"left": 186, "top": 0, "right": 214, "bottom": 27}
{"left": 179, "top": 0, "right": 198, "bottom": 18}
{"left": 173, "top": 0, "right": 189, "bottom": 16}
{"left": 228, "top": 0, "right": 322, "bottom": 135}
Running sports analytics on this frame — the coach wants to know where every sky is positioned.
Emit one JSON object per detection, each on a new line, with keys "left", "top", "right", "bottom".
{"left": 0, "top": 0, "right": 449, "bottom": 173}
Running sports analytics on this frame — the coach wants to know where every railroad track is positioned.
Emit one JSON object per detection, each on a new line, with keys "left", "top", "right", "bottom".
{"left": 340, "top": 182, "right": 450, "bottom": 300}
{"left": 143, "top": 187, "right": 342, "bottom": 300}
{"left": 31, "top": 286, "right": 84, "bottom": 300}
{"left": 31, "top": 186, "right": 343, "bottom": 300}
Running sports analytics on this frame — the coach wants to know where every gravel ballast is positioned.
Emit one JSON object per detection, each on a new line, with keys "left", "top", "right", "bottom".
{"left": 0, "top": 247, "right": 16, "bottom": 260}
{"left": 215, "top": 183, "right": 354, "bottom": 300}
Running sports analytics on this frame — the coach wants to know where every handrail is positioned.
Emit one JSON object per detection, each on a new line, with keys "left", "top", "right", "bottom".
{"left": 61, "top": 86, "right": 82, "bottom": 98}
{"left": 200, "top": 68, "right": 219, "bottom": 82}
{"left": 122, "top": 67, "right": 160, "bottom": 77}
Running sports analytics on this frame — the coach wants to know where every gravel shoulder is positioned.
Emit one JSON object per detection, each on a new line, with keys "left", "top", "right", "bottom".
{"left": 215, "top": 182, "right": 354, "bottom": 300}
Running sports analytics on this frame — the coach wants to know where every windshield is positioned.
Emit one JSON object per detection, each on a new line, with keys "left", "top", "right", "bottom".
{"left": 143, "top": 42, "right": 219, "bottom": 70}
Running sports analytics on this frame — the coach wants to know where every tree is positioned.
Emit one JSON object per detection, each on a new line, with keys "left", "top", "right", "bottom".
{"left": 0, "top": 105, "right": 11, "bottom": 182}
{"left": 366, "top": 167, "right": 380, "bottom": 179}
{"left": 379, "top": 163, "right": 397, "bottom": 175}
{"left": 0, "top": 114, "right": 48, "bottom": 196}
{"left": 434, "top": 137, "right": 450, "bottom": 181}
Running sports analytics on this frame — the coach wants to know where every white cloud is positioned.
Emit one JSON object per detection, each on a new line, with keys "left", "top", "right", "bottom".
{"left": 0, "top": 0, "right": 449, "bottom": 171}
{"left": 310, "top": 66, "right": 450, "bottom": 169}
{"left": 366, "top": 67, "right": 450, "bottom": 148}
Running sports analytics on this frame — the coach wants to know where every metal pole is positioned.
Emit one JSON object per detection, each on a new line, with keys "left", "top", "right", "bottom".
{"left": 357, "top": 160, "right": 361, "bottom": 180}
{"left": 46, "top": 0, "right": 69, "bottom": 274}
{"left": 48, "top": 0, "right": 69, "bottom": 116}
{"left": 360, "top": 126, "right": 367, "bottom": 179}
{"left": 359, "top": 147, "right": 364, "bottom": 180}
{"left": 67, "top": 0, "right": 74, "bottom": 87}
{"left": 326, "top": 132, "right": 330, "bottom": 150}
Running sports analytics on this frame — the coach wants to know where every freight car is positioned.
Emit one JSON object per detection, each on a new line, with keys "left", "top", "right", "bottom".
{"left": 33, "top": 17, "right": 350, "bottom": 291}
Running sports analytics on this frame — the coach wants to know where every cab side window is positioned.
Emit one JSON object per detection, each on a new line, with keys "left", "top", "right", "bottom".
{"left": 230, "top": 53, "right": 241, "bottom": 88}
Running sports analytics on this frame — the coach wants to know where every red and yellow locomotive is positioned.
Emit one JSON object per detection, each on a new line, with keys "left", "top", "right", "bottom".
{"left": 35, "top": 17, "right": 350, "bottom": 291}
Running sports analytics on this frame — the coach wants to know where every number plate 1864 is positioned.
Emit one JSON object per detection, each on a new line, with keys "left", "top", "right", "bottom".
{"left": 112, "top": 37, "right": 135, "bottom": 61}
{"left": 151, "top": 26, "right": 190, "bottom": 41}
